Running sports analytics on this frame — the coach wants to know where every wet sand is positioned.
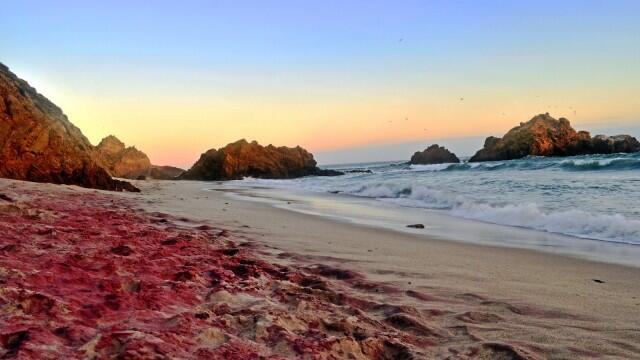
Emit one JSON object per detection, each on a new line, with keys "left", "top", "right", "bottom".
{"left": 2, "top": 178, "right": 639, "bottom": 359}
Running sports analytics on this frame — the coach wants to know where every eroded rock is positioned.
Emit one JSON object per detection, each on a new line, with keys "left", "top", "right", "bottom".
{"left": 470, "top": 113, "right": 640, "bottom": 162}
{"left": 410, "top": 144, "right": 460, "bottom": 164}
{"left": 180, "top": 139, "right": 343, "bottom": 180}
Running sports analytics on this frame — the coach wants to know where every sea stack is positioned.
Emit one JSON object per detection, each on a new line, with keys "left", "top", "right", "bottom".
{"left": 470, "top": 113, "right": 640, "bottom": 162}
{"left": 0, "top": 62, "right": 138, "bottom": 191}
{"left": 410, "top": 144, "right": 460, "bottom": 165}
{"left": 180, "top": 139, "right": 343, "bottom": 180}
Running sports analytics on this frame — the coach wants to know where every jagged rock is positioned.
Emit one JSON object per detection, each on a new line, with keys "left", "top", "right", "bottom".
{"left": 470, "top": 113, "right": 640, "bottom": 162}
{"left": 0, "top": 62, "right": 138, "bottom": 192}
{"left": 410, "top": 144, "right": 460, "bottom": 164}
{"left": 95, "top": 135, "right": 152, "bottom": 179}
{"left": 94, "top": 135, "right": 184, "bottom": 180}
{"left": 180, "top": 139, "right": 343, "bottom": 180}
{"left": 591, "top": 135, "right": 640, "bottom": 154}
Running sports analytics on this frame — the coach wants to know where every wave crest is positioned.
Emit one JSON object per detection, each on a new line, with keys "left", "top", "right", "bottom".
{"left": 559, "top": 158, "right": 640, "bottom": 171}
{"left": 337, "top": 182, "right": 640, "bottom": 244}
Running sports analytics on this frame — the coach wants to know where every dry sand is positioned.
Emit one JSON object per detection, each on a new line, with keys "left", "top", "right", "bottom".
{"left": 120, "top": 179, "right": 640, "bottom": 358}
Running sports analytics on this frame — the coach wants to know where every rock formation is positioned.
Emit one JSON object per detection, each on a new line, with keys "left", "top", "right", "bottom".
{"left": 410, "top": 144, "right": 460, "bottom": 164}
{"left": 0, "top": 62, "right": 138, "bottom": 191}
{"left": 180, "top": 139, "right": 343, "bottom": 180}
{"left": 470, "top": 113, "right": 640, "bottom": 162}
{"left": 149, "top": 165, "right": 185, "bottom": 180}
{"left": 94, "top": 135, "right": 184, "bottom": 180}
{"left": 95, "top": 135, "right": 152, "bottom": 179}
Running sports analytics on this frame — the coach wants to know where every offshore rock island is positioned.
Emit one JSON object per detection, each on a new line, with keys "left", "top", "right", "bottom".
{"left": 469, "top": 113, "right": 640, "bottom": 162}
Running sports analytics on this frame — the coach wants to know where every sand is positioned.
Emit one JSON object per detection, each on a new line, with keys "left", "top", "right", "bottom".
{"left": 123, "top": 179, "right": 640, "bottom": 358}
{"left": 2, "top": 178, "right": 639, "bottom": 359}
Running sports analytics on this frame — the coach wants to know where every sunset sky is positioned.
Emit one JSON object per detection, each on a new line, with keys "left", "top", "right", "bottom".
{"left": 3, "top": 0, "right": 639, "bottom": 166}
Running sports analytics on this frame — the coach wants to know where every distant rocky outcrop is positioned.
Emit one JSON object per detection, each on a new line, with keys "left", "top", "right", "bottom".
{"left": 94, "top": 135, "right": 184, "bottom": 180}
{"left": 410, "top": 144, "right": 460, "bottom": 164}
{"left": 0, "top": 63, "right": 138, "bottom": 192}
{"left": 149, "top": 165, "right": 185, "bottom": 180}
{"left": 95, "top": 135, "right": 152, "bottom": 179}
{"left": 470, "top": 113, "right": 640, "bottom": 162}
{"left": 180, "top": 139, "right": 343, "bottom": 180}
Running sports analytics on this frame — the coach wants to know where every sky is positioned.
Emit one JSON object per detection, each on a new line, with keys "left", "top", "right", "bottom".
{"left": 2, "top": 0, "right": 639, "bottom": 167}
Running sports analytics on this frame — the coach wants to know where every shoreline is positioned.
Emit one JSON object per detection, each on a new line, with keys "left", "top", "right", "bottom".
{"left": 123, "top": 181, "right": 640, "bottom": 335}
{"left": 123, "top": 181, "right": 640, "bottom": 307}
{"left": 219, "top": 183, "right": 640, "bottom": 268}
{"left": 2, "top": 178, "right": 639, "bottom": 358}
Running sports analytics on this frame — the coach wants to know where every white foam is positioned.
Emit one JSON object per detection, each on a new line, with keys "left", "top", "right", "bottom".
{"left": 232, "top": 162, "right": 640, "bottom": 244}
{"left": 450, "top": 202, "right": 640, "bottom": 244}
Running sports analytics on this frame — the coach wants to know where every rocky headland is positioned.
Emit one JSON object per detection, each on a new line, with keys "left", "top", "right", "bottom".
{"left": 0, "top": 63, "right": 138, "bottom": 192}
{"left": 410, "top": 144, "right": 460, "bottom": 165}
{"left": 470, "top": 113, "right": 640, "bottom": 162}
{"left": 94, "top": 135, "right": 184, "bottom": 180}
{"left": 180, "top": 139, "right": 343, "bottom": 180}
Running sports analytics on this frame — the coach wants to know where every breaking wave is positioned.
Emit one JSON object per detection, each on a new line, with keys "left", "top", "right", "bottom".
{"left": 559, "top": 158, "right": 640, "bottom": 171}
{"left": 407, "top": 153, "right": 640, "bottom": 172}
{"left": 339, "top": 182, "right": 640, "bottom": 244}
{"left": 236, "top": 152, "right": 640, "bottom": 245}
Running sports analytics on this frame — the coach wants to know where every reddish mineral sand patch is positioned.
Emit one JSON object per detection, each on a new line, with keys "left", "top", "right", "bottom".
{"left": 0, "top": 188, "right": 444, "bottom": 359}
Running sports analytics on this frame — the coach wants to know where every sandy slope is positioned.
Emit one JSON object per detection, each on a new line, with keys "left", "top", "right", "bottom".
{"left": 122, "top": 179, "right": 640, "bottom": 358}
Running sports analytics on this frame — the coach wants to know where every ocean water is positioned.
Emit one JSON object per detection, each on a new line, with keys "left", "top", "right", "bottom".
{"left": 232, "top": 152, "right": 640, "bottom": 246}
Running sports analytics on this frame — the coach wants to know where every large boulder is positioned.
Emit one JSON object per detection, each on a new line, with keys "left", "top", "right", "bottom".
{"left": 470, "top": 113, "right": 640, "bottom": 162}
{"left": 0, "top": 63, "right": 138, "bottom": 191}
{"left": 180, "top": 139, "right": 343, "bottom": 180}
{"left": 410, "top": 144, "right": 460, "bottom": 164}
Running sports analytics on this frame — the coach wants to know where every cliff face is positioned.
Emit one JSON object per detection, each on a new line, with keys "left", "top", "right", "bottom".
{"left": 410, "top": 144, "right": 460, "bottom": 164}
{"left": 180, "top": 139, "right": 343, "bottom": 180}
{"left": 470, "top": 114, "right": 640, "bottom": 162}
{"left": 0, "top": 63, "right": 138, "bottom": 191}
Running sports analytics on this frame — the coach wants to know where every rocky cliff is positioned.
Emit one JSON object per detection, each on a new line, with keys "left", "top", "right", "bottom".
{"left": 470, "top": 113, "right": 640, "bottom": 162}
{"left": 180, "top": 139, "right": 343, "bottom": 180}
{"left": 94, "top": 135, "right": 184, "bottom": 180}
{"left": 410, "top": 144, "right": 460, "bottom": 164}
{"left": 0, "top": 63, "right": 138, "bottom": 191}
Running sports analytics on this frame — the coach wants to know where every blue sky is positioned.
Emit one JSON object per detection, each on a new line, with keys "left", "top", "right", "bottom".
{"left": 2, "top": 1, "right": 639, "bottom": 165}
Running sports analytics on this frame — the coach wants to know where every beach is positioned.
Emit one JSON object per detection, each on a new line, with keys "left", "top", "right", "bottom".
{"left": 1, "top": 178, "right": 639, "bottom": 358}
{"left": 125, "top": 179, "right": 640, "bottom": 358}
